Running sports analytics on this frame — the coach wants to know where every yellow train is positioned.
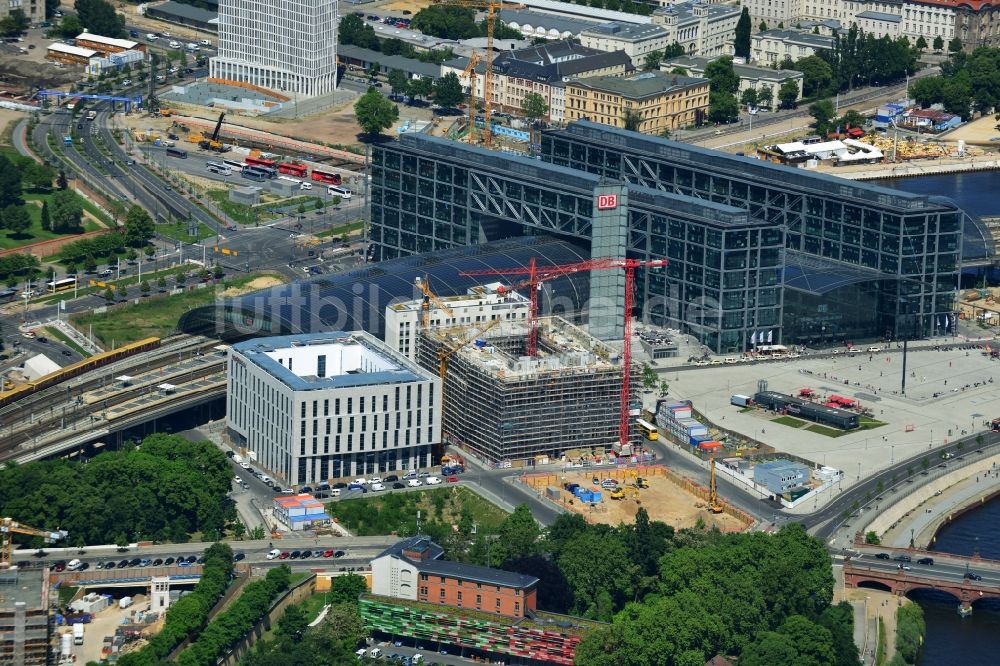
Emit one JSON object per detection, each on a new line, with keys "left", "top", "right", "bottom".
{"left": 0, "top": 337, "right": 161, "bottom": 409}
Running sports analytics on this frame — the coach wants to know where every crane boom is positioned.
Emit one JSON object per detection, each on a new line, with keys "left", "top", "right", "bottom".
{"left": 1, "top": 517, "right": 66, "bottom": 568}
{"left": 416, "top": 277, "right": 456, "bottom": 331}
{"left": 460, "top": 257, "right": 668, "bottom": 449}
{"left": 461, "top": 52, "right": 483, "bottom": 145}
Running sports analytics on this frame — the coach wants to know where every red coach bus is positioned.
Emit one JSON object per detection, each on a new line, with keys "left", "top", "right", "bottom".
{"left": 277, "top": 162, "right": 308, "bottom": 177}
{"left": 245, "top": 156, "right": 277, "bottom": 169}
{"left": 311, "top": 169, "right": 342, "bottom": 185}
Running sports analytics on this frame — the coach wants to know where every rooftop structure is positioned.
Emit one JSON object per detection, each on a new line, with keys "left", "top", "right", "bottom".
{"left": 75, "top": 32, "right": 142, "bottom": 53}
{"left": 145, "top": 1, "right": 220, "bottom": 32}
{"left": 568, "top": 71, "right": 708, "bottom": 100}
{"left": 0, "top": 568, "right": 49, "bottom": 666}
{"left": 417, "top": 317, "right": 626, "bottom": 463}
{"left": 385, "top": 282, "right": 531, "bottom": 361}
{"left": 337, "top": 45, "right": 443, "bottom": 81}
{"left": 227, "top": 332, "right": 440, "bottom": 485}
{"left": 47, "top": 42, "right": 99, "bottom": 61}
{"left": 272, "top": 493, "right": 330, "bottom": 530}
{"left": 499, "top": 8, "right": 604, "bottom": 39}
{"left": 211, "top": 0, "right": 337, "bottom": 97}
{"left": 753, "top": 459, "right": 810, "bottom": 495}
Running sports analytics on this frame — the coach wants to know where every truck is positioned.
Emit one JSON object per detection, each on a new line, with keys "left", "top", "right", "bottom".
{"left": 730, "top": 394, "right": 753, "bottom": 408}
{"left": 72, "top": 623, "right": 84, "bottom": 646}
{"left": 61, "top": 633, "right": 73, "bottom": 656}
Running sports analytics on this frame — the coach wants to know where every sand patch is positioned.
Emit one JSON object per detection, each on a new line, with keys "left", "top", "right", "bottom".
{"left": 221, "top": 275, "right": 284, "bottom": 297}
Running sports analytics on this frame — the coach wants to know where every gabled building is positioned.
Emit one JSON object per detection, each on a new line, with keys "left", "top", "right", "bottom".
{"left": 750, "top": 28, "right": 835, "bottom": 65}
{"left": 660, "top": 54, "right": 804, "bottom": 109}
{"left": 371, "top": 536, "right": 539, "bottom": 618}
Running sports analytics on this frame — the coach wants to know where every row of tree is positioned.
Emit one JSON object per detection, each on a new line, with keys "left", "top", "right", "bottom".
{"left": 0, "top": 253, "right": 41, "bottom": 284}
{"left": 117, "top": 543, "right": 236, "bottom": 666}
{"left": 339, "top": 15, "right": 454, "bottom": 64}
{"left": 60, "top": 230, "right": 127, "bottom": 266}
{"left": 0, "top": 435, "right": 236, "bottom": 546}
{"left": 703, "top": 57, "right": 800, "bottom": 123}
{"left": 245, "top": 575, "right": 371, "bottom": 666}
{"left": 0, "top": 153, "right": 61, "bottom": 238}
{"left": 815, "top": 26, "right": 917, "bottom": 96}
{"left": 910, "top": 47, "right": 1000, "bottom": 119}
{"left": 892, "top": 602, "right": 926, "bottom": 665}
{"left": 176, "top": 566, "right": 292, "bottom": 666}
{"left": 410, "top": 6, "right": 522, "bottom": 41}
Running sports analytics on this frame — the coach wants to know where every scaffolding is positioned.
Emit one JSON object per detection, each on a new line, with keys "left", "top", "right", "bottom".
{"left": 417, "top": 317, "right": 630, "bottom": 464}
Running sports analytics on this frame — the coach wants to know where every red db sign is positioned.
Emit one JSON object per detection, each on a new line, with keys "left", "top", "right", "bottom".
{"left": 597, "top": 194, "right": 618, "bottom": 210}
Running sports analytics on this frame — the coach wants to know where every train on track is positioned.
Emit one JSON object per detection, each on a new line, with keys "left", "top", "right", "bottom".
{"left": 0, "top": 337, "right": 161, "bottom": 410}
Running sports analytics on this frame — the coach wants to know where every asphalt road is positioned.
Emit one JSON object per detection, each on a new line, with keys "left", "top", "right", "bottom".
{"left": 849, "top": 547, "right": 1000, "bottom": 586}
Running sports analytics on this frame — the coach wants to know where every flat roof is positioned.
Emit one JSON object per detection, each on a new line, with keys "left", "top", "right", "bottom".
{"left": 581, "top": 21, "right": 667, "bottom": 40}
{"left": 0, "top": 568, "right": 47, "bottom": 611}
{"left": 76, "top": 32, "right": 139, "bottom": 49}
{"left": 569, "top": 71, "right": 708, "bottom": 99}
{"left": 232, "top": 332, "right": 432, "bottom": 391}
{"left": 855, "top": 11, "right": 903, "bottom": 22}
{"left": 48, "top": 42, "right": 98, "bottom": 58}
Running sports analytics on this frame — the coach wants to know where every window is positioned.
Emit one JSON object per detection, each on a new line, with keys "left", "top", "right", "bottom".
{"left": 317, "top": 354, "right": 326, "bottom": 378}
{"left": 420, "top": 574, "right": 428, "bottom": 581}
{"left": 439, "top": 589, "right": 445, "bottom": 600}
{"left": 515, "top": 602, "right": 520, "bottom": 613}
{"left": 495, "top": 599, "right": 501, "bottom": 609}
{"left": 457, "top": 591, "right": 462, "bottom": 601}
{"left": 476, "top": 594, "right": 482, "bottom": 606}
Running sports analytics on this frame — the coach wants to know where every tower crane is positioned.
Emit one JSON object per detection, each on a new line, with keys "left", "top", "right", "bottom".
{"left": 1, "top": 518, "right": 66, "bottom": 568}
{"left": 415, "top": 276, "right": 456, "bottom": 332}
{"left": 460, "top": 256, "right": 668, "bottom": 451}
{"left": 461, "top": 52, "right": 484, "bottom": 145}
{"left": 434, "top": 0, "right": 504, "bottom": 147}
{"left": 708, "top": 458, "right": 724, "bottom": 514}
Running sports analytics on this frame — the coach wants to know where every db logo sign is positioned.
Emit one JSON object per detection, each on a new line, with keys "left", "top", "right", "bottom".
{"left": 597, "top": 194, "right": 618, "bottom": 210}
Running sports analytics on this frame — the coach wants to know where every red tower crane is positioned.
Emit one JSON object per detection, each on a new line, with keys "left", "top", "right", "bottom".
{"left": 460, "top": 257, "right": 668, "bottom": 449}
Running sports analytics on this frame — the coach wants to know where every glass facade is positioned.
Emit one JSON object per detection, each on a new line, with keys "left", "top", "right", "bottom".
{"left": 540, "top": 120, "right": 970, "bottom": 345}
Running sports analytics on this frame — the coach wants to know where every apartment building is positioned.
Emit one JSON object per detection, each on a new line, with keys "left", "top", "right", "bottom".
{"left": 0, "top": 0, "right": 43, "bottom": 25}
{"left": 580, "top": 22, "right": 671, "bottom": 68}
{"left": 211, "top": 0, "right": 338, "bottom": 96}
{"left": 661, "top": 55, "right": 804, "bottom": 109}
{"left": 750, "top": 28, "right": 835, "bottom": 64}
{"left": 653, "top": 1, "right": 742, "bottom": 57}
{"left": 491, "top": 41, "right": 633, "bottom": 123}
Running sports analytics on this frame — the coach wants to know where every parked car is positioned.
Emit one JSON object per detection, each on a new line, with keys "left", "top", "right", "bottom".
{"left": 384, "top": 475, "right": 398, "bottom": 482}
{"left": 278, "top": 552, "right": 290, "bottom": 560}
{"left": 917, "top": 557, "right": 934, "bottom": 565}
{"left": 425, "top": 476, "right": 442, "bottom": 485}
{"left": 289, "top": 550, "right": 301, "bottom": 559}
{"left": 371, "top": 482, "right": 386, "bottom": 491}
{"left": 234, "top": 552, "right": 246, "bottom": 562}
{"left": 323, "top": 549, "right": 334, "bottom": 557}
{"left": 407, "top": 479, "right": 423, "bottom": 487}
{"left": 447, "top": 476, "right": 459, "bottom": 483}
{"left": 164, "top": 557, "right": 175, "bottom": 565}
{"left": 392, "top": 482, "right": 405, "bottom": 489}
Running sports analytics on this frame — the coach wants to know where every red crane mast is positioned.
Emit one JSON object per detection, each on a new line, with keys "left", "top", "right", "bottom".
{"left": 460, "top": 257, "right": 668, "bottom": 449}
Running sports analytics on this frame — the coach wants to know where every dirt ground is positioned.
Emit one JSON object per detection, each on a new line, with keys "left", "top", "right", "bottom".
{"left": 0, "top": 108, "right": 27, "bottom": 138}
{"left": 938, "top": 113, "right": 1000, "bottom": 147}
{"left": 222, "top": 276, "right": 283, "bottom": 297}
{"left": 378, "top": 0, "right": 434, "bottom": 13}
{"left": 543, "top": 470, "right": 747, "bottom": 531}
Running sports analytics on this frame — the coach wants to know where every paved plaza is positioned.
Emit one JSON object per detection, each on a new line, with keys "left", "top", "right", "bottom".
{"left": 661, "top": 344, "right": 1000, "bottom": 481}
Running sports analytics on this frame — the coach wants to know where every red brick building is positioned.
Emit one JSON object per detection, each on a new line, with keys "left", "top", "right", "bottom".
{"left": 370, "top": 536, "right": 538, "bottom": 619}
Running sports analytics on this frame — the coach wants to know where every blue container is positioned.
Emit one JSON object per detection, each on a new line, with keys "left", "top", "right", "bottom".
{"left": 579, "top": 491, "right": 592, "bottom": 502}
{"left": 591, "top": 491, "right": 602, "bottom": 503}
{"left": 474, "top": 339, "right": 486, "bottom": 348}
{"left": 574, "top": 487, "right": 586, "bottom": 497}
{"left": 690, "top": 434, "right": 709, "bottom": 447}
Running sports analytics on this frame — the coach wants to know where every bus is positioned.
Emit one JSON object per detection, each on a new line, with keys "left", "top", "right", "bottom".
{"left": 166, "top": 147, "right": 188, "bottom": 159}
{"left": 65, "top": 97, "right": 80, "bottom": 110}
{"left": 223, "top": 159, "right": 245, "bottom": 172}
{"left": 206, "top": 161, "right": 232, "bottom": 175}
{"left": 245, "top": 156, "right": 277, "bottom": 169}
{"left": 635, "top": 418, "right": 659, "bottom": 441}
{"left": 241, "top": 168, "right": 266, "bottom": 182}
{"left": 277, "top": 162, "right": 308, "bottom": 178}
{"left": 46, "top": 277, "right": 76, "bottom": 293}
{"left": 86, "top": 110, "right": 97, "bottom": 121}
{"left": 246, "top": 164, "right": 276, "bottom": 179}
{"left": 278, "top": 175, "right": 303, "bottom": 187}
{"left": 311, "top": 169, "right": 342, "bottom": 185}
{"left": 327, "top": 185, "right": 352, "bottom": 200}
{"left": 0, "top": 288, "right": 17, "bottom": 302}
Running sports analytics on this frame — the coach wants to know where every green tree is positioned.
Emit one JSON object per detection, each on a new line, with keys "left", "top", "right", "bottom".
{"left": 865, "top": 530, "right": 880, "bottom": 545}
{"left": 794, "top": 55, "right": 833, "bottom": 97}
{"left": 558, "top": 529, "right": 637, "bottom": 620}
{"left": 948, "top": 36, "right": 963, "bottom": 53}
{"left": 740, "top": 87, "right": 759, "bottom": 108}
{"left": 387, "top": 69, "right": 409, "bottom": 97}
{"left": 408, "top": 76, "right": 434, "bottom": 102}
{"left": 933, "top": 35, "right": 944, "bottom": 52}
{"left": 622, "top": 106, "right": 643, "bottom": 132}
{"left": 213, "top": 263, "right": 224, "bottom": 279}
{"left": 329, "top": 573, "right": 368, "bottom": 605}
{"left": 758, "top": 84, "right": 774, "bottom": 108}
{"left": 663, "top": 41, "right": 686, "bottom": 58}
{"left": 840, "top": 109, "right": 866, "bottom": 132}
{"left": 704, "top": 57, "right": 740, "bottom": 94}
{"left": 521, "top": 92, "right": 549, "bottom": 122}
{"left": 643, "top": 50, "right": 662, "bottom": 71}
{"left": 2, "top": 205, "right": 31, "bottom": 236}
{"left": 708, "top": 91, "right": 739, "bottom": 123}
{"left": 123, "top": 205, "right": 154, "bottom": 246}
{"left": 126, "top": 247, "right": 138, "bottom": 262}
{"left": 734, "top": 7, "right": 752, "bottom": 59}
{"left": 49, "top": 190, "right": 83, "bottom": 233}
{"left": 778, "top": 80, "right": 800, "bottom": 109}
{"left": 0, "top": 154, "right": 23, "bottom": 209}
{"left": 156, "top": 275, "right": 167, "bottom": 291}
{"left": 411, "top": 6, "right": 479, "bottom": 40}
{"left": 338, "top": 14, "right": 379, "bottom": 50}
{"left": 739, "top": 631, "right": 800, "bottom": 666}
{"left": 494, "top": 504, "right": 541, "bottom": 564}
{"left": 40, "top": 201, "right": 51, "bottom": 232}
{"left": 143, "top": 244, "right": 155, "bottom": 259}
{"left": 433, "top": 72, "right": 464, "bottom": 108}
{"left": 809, "top": 99, "right": 837, "bottom": 134}
{"left": 354, "top": 88, "right": 399, "bottom": 136}
{"left": 248, "top": 525, "right": 265, "bottom": 540}
{"left": 140, "top": 280, "right": 150, "bottom": 295}
{"left": 276, "top": 604, "right": 308, "bottom": 641}
{"left": 817, "top": 602, "right": 859, "bottom": 666}
{"left": 759, "top": 20, "right": 768, "bottom": 32}
{"left": 0, "top": 9, "right": 30, "bottom": 37}
{"left": 56, "top": 169, "right": 68, "bottom": 191}
{"left": 75, "top": 0, "right": 125, "bottom": 38}
{"left": 915, "top": 36, "right": 928, "bottom": 51}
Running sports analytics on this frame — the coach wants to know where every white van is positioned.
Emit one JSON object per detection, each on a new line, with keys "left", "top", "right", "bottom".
{"left": 368, "top": 648, "right": 381, "bottom": 659}
{"left": 329, "top": 488, "right": 341, "bottom": 498}
{"left": 168, "top": 40, "right": 181, "bottom": 49}
{"left": 260, "top": 475, "right": 272, "bottom": 484}
{"left": 67, "top": 559, "right": 83, "bottom": 571}
{"left": 299, "top": 181, "right": 312, "bottom": 190}
{"left": 146, "top": 33, "right": 158, "bottom": 41}
{"left": 355, "top": 649, "right": 366, "bottom": 660}
{"left": 266, "top": 549, "right": 281, "bottom": 560}
{"left": 327, "top": 185, "right": 353, "bottom": 200}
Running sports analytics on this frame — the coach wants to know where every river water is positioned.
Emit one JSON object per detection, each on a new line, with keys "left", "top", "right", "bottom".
{"left": 867, "top": 171, "right": 1000, "bottom": 665}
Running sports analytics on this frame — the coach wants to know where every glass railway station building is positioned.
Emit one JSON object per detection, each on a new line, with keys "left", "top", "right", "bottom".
{"left": 190, "top": 122, "right": 995, "bottom": 355}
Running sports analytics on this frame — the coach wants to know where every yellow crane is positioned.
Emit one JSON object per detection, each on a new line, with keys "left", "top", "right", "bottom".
{"left": 708, "top": 458, "right": 724, "bottom": 514}
{"left": 415, "top": 277, "right": 456, "bottom": 331}
{"left": 434, "top": 0, "right": 504, "bottom": 148}
{"left": 461, "top": 52, "right": 483, "bottom": 145}
{"left": 1, "top": 518, "right": 66, "bottom": 568}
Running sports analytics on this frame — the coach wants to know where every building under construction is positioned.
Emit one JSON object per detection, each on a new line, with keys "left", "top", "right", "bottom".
{"left": 0, "top": 568, "right": 50, "bottom": 666}
{"left": 417, "top": 317, "right": 626, "bottom": 464}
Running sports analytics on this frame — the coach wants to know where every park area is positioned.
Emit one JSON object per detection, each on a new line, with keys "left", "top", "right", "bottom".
{"left": 522, "top": 467, "right": 749, "bottom": 532}
{"left": 71, "top": 273, "right": 283, "bottom": 346}
{"left": 324, "top": 486, "right": 509, "bottom": 537}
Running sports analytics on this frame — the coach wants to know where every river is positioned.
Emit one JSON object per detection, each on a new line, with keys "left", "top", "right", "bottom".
{"left": 867, "top": 172, "right": 1000, "bottom": 665}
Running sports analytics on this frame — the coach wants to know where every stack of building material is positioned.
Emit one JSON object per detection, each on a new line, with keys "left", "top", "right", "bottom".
{"left": 272, "top": 494, "right": 331, "bottom": 530}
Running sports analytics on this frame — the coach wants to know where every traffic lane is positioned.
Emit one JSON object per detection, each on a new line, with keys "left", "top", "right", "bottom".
{"left": 852, "top": 546, "right": 1000, "bottom": 573}
{"left": 848, "top": 560, "right": 1000, "bottom": 585}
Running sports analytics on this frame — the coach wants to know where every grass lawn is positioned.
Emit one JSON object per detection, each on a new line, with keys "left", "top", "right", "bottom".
{"left": 35, "top": 264, "right": 194, "bottom": 306}
{"left": 805, "top": 423, "right": 849, "bottom": 437}
{"left": 206, "top": 190, "right": 258, "bottom": 225}
{"left": 316, "top": 221, "right": 364, "bottom": 239}
{"left": 325, "top": 487, "right": 509, "bottom": 537}
{"left": 0, "top": 193, "right": 101, "bottom": 251}
{"left": 297, "top": 592, "right": 329, "bottom": 624}
{"left": 857, "top": 417, "right": 887, "bottom": 432}
{"left": 773, "top": 415, "right": 808, "bottom": 428}
{"left": 70, "top": 273, "right": 270, "bottom": 346}
{"left": 156, "top": 220, "right": 217, "bottom": 244}
{"left": 42, "top": 326, "right": 90, "bottom": 357}
{"left": 56, "top": 585, "right": 78, "bottom": 607}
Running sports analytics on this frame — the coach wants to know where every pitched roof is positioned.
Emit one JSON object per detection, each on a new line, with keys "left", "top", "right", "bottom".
{"left": 494, "top": 41, "right": 633, "bottom": 83}
{"left": 376, "top": 536, "right": 540, "bottom": 590}
{"left": 855, "top": 10, "right": 903, "bottom": 22}
{"left": 569, "top": 71, "right": 708, "bottom": 99}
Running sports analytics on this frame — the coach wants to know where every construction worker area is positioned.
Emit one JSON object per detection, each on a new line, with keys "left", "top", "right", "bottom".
{"left": 520, "top": 467, "right": 750, "bottom": 531}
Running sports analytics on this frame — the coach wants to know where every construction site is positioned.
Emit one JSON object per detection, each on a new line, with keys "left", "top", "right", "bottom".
{"left": 417, "top": 317, "right": 625, "bottom": 465}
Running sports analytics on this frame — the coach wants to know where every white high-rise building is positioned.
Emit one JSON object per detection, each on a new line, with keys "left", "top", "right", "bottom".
{"left": 210, "top": 0, "right": 338, "bottom": 97}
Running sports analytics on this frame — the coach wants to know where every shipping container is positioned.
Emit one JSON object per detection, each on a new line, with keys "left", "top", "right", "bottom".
{"left": 730, "top": 394, "right": 753, "bottom": 407}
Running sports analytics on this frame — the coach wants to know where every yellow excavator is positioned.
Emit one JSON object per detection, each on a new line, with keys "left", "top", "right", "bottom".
{"left": 199, "top": 112, "right": 227, "bottom": 152}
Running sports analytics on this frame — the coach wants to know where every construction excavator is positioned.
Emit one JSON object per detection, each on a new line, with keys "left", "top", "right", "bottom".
{"left": 1, "top": 517, "right": 66, "bottom": 568}
{"left": 708, "top": 458, "right": 724, "bottom": 514}
{"left": 199, "top": 112, "right": 228, "bottom": 152}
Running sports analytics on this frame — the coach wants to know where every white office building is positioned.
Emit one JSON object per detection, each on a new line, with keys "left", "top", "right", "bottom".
{"left": 227, "top": 332, "right": 440, "bottom": 485}
{"left": 385, "top": 282, "right": 531, "bottom": 361}
{"left": 210, "top": 0, "right": 338, "bottom": 97}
